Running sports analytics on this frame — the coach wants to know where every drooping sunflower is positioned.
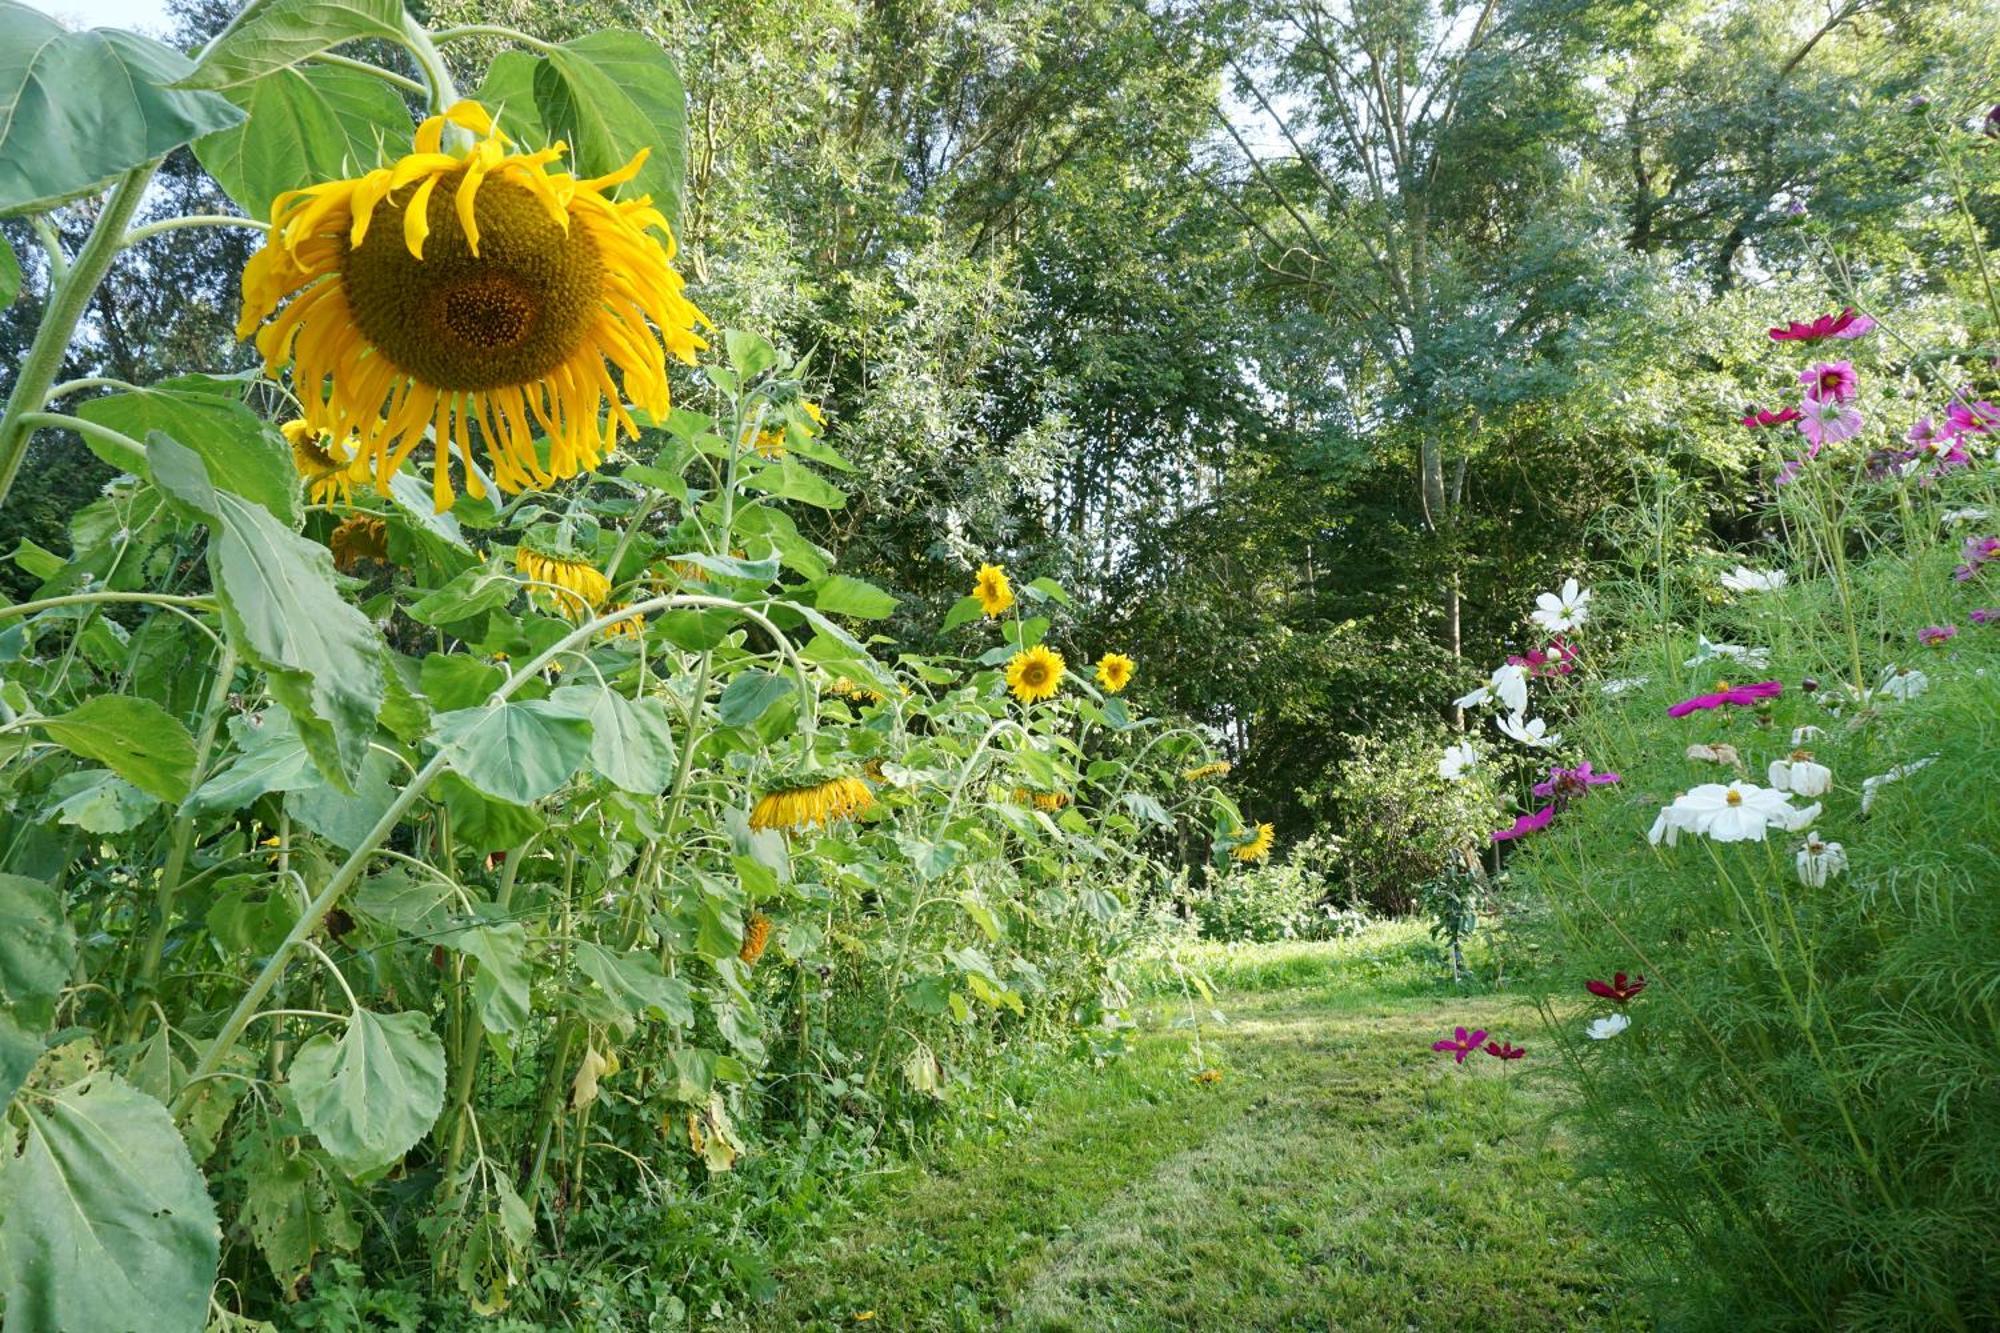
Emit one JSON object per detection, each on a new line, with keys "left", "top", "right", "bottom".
{"left": 828, "top": 676, "right": 885, "bottom": 705}
{"left": 238, "top": 100, "right": 709, "bottom": 512}
{"left": 748, "top": 774, "right": 875, "bottom": 833}
{"left": 738, "top": 912, "right": 773, "bottom": 966}
{"left": 283, "top": 419, "right": 372, "bottom": 506}
{"left": 599, "top": 602, "right": 645, "bottom": 643}
{"left": 1032, "top": 790, "right": 1071, "bottom": 813}
{"left": 1004, "top": 644, "right": 1064, "bottom": 703}
{"left": 973, "top": 563, "right": 1014, "bottom": 618}
{"left": 515, "top": 540, "right": 610, "bottom": 617}
{"left": 1094, "top": 652, "right": 1134, "bottom": 694}
{"left": 1232, "top": 822, "right": 1276, "bottom": 863}
{"left": 328, "top": 514, "right": 389, "bottom": 571}
{"left": 1182, "top": 761, "right": 1232, "bottom": 783}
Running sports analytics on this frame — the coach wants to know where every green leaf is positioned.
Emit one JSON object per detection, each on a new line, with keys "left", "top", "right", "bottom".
{"left": 441, "top": 922, "right": 530, "bottom": 1034}
{"left": 743, "top": 457, "right": 847, "bottom": 509}
{"left": 732, "top": 505, "right": 829, "bottom": 581}
{"left": 942, "top": 594, "right": 986, "bottom": 634}
{"left": 194, "top": 61, "right": 412, "bottom": 218}
{"left": 34, "top": 695, "right": 196, "bottom": 802}
{"left": 434, "top": 772, "right": 546, "bottom": 852}
{"left": 179, "top": 0, "right": 407, "bottom": 90}
{"left": 8, "top": 536, "right": 66, "bottom": 581}
{"left": 78, "top": 378, "right": 299, "bottom": 525}
{"left": 186, "top": 707, "right": 319, "bottom": 816}
{"left": 813, "top": 574, "right": 899, "bottom": 620}
{"left": 532, "top": 32, "right": 688, "bottom": 228}
{"left": 0, "top": 872, "right": 73, "bottom": 1036}
{"left": 572, "top": 942, "right": 693, "bottom": 1028}
{"left": 1121, "top": 792, "right": 1173, "bottom": 829}
{"left": 0, "top": 230, "right": 18, "bottom": 305}
{"left": 149, "top": 433, "right": 385, "bottom": 785}
{"left": 386, "top": 471, "right": 474, "bottom": 554}
{"left": 0, "top": 4, "right": 244, "bottom": 215}
{"left": 288, "top": 1009, "right": 446, "bottom": 1177}
{"left": 1025, "top": 576, "right": 1076, "bottom": 608}
{"left": 419, "top": 652, "right": 505, "bottom": 711}
{"left": 724, "top": 329, "right": 777, "bottom": 378}
{"left": 432, "top": 700, "right": 593, "bottom": 805}
{"left": 40, "top": 768, "right": 160, "bottom": 833}
{"left": 474, "top": 49, "right": 539, "bottom": 142}
{"left": 408, "top": 566, "right": 518, "bottom": 627}
{"left": 548, "top": 685, "right": 676, "bottom": 794}
{"left": 243, "top": 1149, "right": 359, "bottom": 1290}
{"left": 350, "top": 867, "right": 451, "bottom": 934}
{"left": 718, "top": 670, "right": 792, "bottom": 727}
{"left": 0, "top": 1075, "right": 220, "bottom": 1331}
{"left": 284, "top": 747, "right": 397, "bottom": 851}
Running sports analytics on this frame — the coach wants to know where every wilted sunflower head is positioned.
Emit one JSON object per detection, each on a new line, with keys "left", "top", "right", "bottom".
{"left": 749, "top": 773, "right": 875, "bottom": 833}
{"left": 1182, "top": 761, "right": 1231, "bottom": 783}
{"left": 515, "top": 537, "right": 610, "bottom": 617}
{"left": 1005, "top": 644, "right": 1064, "bottom": 703}
{"left": 738, "top": 912, "right": 773, "bottom": 965}
{"left": 282, "top": 419, "right": 371, "bottom": 506}
{"left": 599, "top": 602, "right": 645, "bottom": 643}
{"left": 1232, "top": 821, "right": 1276, "bottom": 863}
{"left": 239, "top": 100, "right": 710, "bottom": 512}
{"left": 973, "top": 563, "right": 1014, "bottom": 617}
{"left": 328, "top": 514, "right": 389, "bottom": 571}
{"left": 1095, "top": 652, "right": 1134, "bottom": 693}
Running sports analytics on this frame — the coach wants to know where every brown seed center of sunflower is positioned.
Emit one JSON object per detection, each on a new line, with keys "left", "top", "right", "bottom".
{"left": 340, "top": 172, "right": 604, "bottom": 393}
{"left": 1023, "top": 663, "right": 1049, "bottom": 686}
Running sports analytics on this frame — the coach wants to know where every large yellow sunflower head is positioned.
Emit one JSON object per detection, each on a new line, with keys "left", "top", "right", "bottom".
{"left": 1005, "top": 644, "right": 1065, "bottom": 703}
{"left": 515, "top": 536, "right": 610, "bottom": 617}
{"left": 282, "top": 419, "right": 371, "bottom": 506}
{"left": 239, "top": 100, "right": 710, "bottom": 512}
{"left": 748, "top": 774, "right": 875, "bottom": 833}
{"left": 973, "top": 563, "right": 1014, "bottom": 618}
{"left": 1232, "top": 822, "right": 1276, "bottom": 863}
{"left": 1095, "top": 652, "right": 1135, "bottom": 693}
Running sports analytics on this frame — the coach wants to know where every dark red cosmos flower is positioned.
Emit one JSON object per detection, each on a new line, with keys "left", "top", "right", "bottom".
{"left": 1484, "top": 1039, "right": 1526, "bottom": 1061}
{"left": 1586, "top": 972, "right": 1647, "bottom": 1004}
{"left": 1769, "top": 307, "right": 1875, "bottom": 342}
{"left": 1741, "top": 405, "right": 1804, "bottom": 430}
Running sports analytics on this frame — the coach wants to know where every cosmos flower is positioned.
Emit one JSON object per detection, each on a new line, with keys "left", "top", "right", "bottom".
{"left": 1432, "top": 1026, "right": 1489, "bottom": 1063}
{"left": 1455, "top": 661, "right": 1530, "bottom": 714}
{"left": 1917, "top": 625, "right": 1957, "bottom": 647}
{"left": 1438, "top": 740, "right": 1480, "bottom": 782}
{"left": 1650, "top": 781, "right": 1818, "bottom": 845}
{"left": 1767, "top": 751, "right": 1832, "bottom": 797}
{"left": 1859, "top": 756, "right": 1935, "bottom": 814}
{"left": 1741, "top": 405, "right": 1804, "bottom": 430}
{"left": 1972, "top": 609, "right": 1998, "bottom": 625}
{"left": 1940, "top": 507, "right": 1990, "bottom": 528}
{"left": 1531, "top": 762, "right": 1620, "bottom": 800}
{"left": 1798, "top": 395, "right": 1865, "bottom": 448}
{"left": 1719, "top": 565, "right": 1789, "bottom": 594}
{"left": 1491, "top": 805, "right": 1556, "bottom": 842}
{"left": 1530, "top": 578, "right": 1591, "bottom": 633}
{"left": 1586, "top": 1014, "right": 1631, "bottom": 1040}
{"left": 1599, "top": 675, "right": 1650, "bottom": 696}
{"left": 1768, "top": 308, "right": 1875, "bottom": 342}
{"left": 1953, "top": 536, "right": 1999, "bottom": 581}
{"left": 1666, "top": 679, "right": 1782, "bottom": 717}
{"left": 1799, "top": 361, "right": 1859, "bottom": 403}
{"left": 1876, "top": 665, "right": 1929, "bottom": 701}
{"left": 1684, "top": 638, "right": 1770, "bottom": 669}
{"left": 1495, "top": 713, "right": 1561, "bottom": 749}
{"left": 1585, "top": 972, "right": 1647, "bottom": 1004}
{"left": 1944, "top": 397, "right": 1999, "bottom": 437}
{"left": 1483, "top": 1039, "right": 1526, "bottom": 1061}
{"left": 1508, "top": 638, "right": 1579, "bottom": 677}
{"left": 1685, "top": 742, "right": 1743, "bottom": 767}
{"left": 1795, "top": 833, "right": 1848, "bottom": 888}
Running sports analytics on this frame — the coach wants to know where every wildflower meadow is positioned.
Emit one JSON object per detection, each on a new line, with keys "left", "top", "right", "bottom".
{"left": 0, "top": 0, "right": 1995, "bottom": 1328}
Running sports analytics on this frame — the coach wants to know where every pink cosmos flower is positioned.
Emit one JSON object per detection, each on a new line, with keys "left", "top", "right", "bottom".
{"left": 1799, "top": 361, "right": 1858, "bottom": 403}
{"left": 1483, "top": 1039, "right": 1526, "bottom": 1061}
{"left": 1954, "top": 536, "right": 2000, "bottom": 581}
{"left": 1798, "top": 396, "right": 1864, "bottom": 448}
{"left": 1769, "top": 308, "right": 1875, "bottom": 342}
{"left": 1508, "top": 638, "right": 1578, "bottom": 678}
{"left": 1667, "top": 679, "right": 1783, "bottom": 718}
{"left": 1907, "top": 417, "right": 1943, "bottom": 447}
{"left": 1917, "top": 625, "right": 1957, "bottom": 647}
{"left": 1531, "top": 762, "right": 1621, "bottom": 800}
{"left": 1491, "top": 805, "right": 1556, "bottom": 842}
{"left": 1432, "top": 1026, "right": 1489, "bottom": 1064}
{"left": 1944, "top": 398, "right": 1998, "bottom": 437}
{"left": 1742, "top": 405, "right": 1804, "bottom": 430}
{"left": 1970, "top": 609, "right": 1997, "bottom": 625}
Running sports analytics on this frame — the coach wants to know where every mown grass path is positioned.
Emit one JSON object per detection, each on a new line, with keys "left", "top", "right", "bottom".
{"left": 767, "top": 931, "right": 1635, "bottom": 1331}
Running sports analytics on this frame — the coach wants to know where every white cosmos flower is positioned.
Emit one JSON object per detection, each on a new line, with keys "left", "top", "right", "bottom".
{"left": 1586, "top": 1013, "right": 1630, "bottom": 1040}
{"left": 1790, "top": 725, "right": 1825, "bottom": 745}
{"left": 1685, "top": 742, "right": 1742, "bottom": 767}
{"left": 1655, "top": 781, "right": 1814, "bottom": 844}
{"left": 1454, "top": 661, "right": 1529, "bottom": 714}
{"left": 1941, "top": 507, "right": 1989, "bottom": 528}
{"left": 1495, "top": 712, "right": 1560, "bottom": 749}
{"left": 1684, "top": 637, "right": 1771, "bottom": 669}
{"left": 1767, "top": 753, "right": 1832, "bottom": 797}
{"left": 1860, "top": 756, "right": 1936, "bottom": 814}
{"left": 1600, "top": 674, "right": 1650, "bottom": 696}
{"left": 1796, "top": 833, "right": 1849, "bottom": 887}
{"left": 1719, "top": 565, "right": 1789, "bottom": 594}
{"left": 1877, "top": 666, "right": 1929, "bottom": 701}
{"left": 1531, "top": 577, "right": 1591, "bottom": 633}
{"left": 1438, "top": 740, "right": 1480, "bottom": 782}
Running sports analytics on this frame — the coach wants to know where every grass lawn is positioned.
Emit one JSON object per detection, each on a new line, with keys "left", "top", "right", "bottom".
{"left": 758, "top": 925, "right": 1638, "bottom": 1331}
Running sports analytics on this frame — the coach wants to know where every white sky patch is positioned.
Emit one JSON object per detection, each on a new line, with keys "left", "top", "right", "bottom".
{"left": 21, "top": 0, "right": 176, "bottom": 34}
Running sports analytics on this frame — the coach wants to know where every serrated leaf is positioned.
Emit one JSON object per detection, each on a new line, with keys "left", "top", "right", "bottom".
{"left": 441, "top": 921, "right": 530, "bottom": 1034}
{"left": 0, "top": 1075, "right": 220, "bottom": 1331}
{"left": 288, "top": 1009, "right": 446, "bottom": 1177}
{"left": 572, "top": 942, "right": 694, "bottom": 1028}
{"left": 408, "top": 566, "right": 518, "bottom": 627}
{"left": 0, "top": 873, "right": 73, "bottom": 1035}
{"left": 742, "top": 457, "right": 846, "bottom": 509}
{"left": 40, "top": 768, "right": 160, "bottom": 833}
{"left": 717, "top": 670, "right": 792, "bottom": 727}
{"left": 532, "top": 32, "right": 687, "bottom": 228}
{"left": 0, "top": 5, "right": 244, "bottom": 215}
{"left": 34, "top": 694, "right": 196, "bottom": 802}
{"left": 942, "top": 594, "right": 985, "bottom": 633}
{"left": 79, "top": 378, "right": 301, "bottom": 522}
{"left": 283, "top": 747, "right": 396, "bottom": 851}
{"left": 194, "top": 61, "right": 412, "bottom": 218}
{"left": 243, "top": 1150, "right": 359, "bottom": 1290}
{"left": 179, "top": 0, "right": 406, "bottom": 90}
{"left": 813, "top": 574, "right": 898, "bottom": 620}
{"left": 185, "top": 707, "right": 319, "bottom": 815}
{"left": 547, "top": 684, "right": 675, "bottom": 793}
{"left": 432, "top": 700, "right": 593, "bottom": 805}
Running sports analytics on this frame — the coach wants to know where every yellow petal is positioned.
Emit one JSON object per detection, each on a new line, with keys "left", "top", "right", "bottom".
{"left": 402, "top": 172, "right": 441, "bottom": 258}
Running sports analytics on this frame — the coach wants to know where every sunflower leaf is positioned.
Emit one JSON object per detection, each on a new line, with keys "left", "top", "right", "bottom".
{"left": 193, "top": 61, "right": 413, "bottom": 219}
{"left": 78, "top": 378, "right": 298, "bottom": 525}
{"left": 33, "top": 695, "right": 196, "bottom": 802}
{"left": 431, "top": 700, "right": 593, "bottom": 805}
{"left": 530, "top": 32, "right": 688, "bottom": 230}
{"left": 287, "top": 1009, "right": 446, "bottom": 1178}
{"left": 178, "top": 0, "right": 407, "bottom": 91}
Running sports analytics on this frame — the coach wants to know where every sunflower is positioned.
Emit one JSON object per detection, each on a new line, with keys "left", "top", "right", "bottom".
{"left": 1095, "top": 652, "right": 1134, "bottom": 693}
{"left": 238, "top": 100, "right": 709, "bottom": 512}
{"left": 283, "top": 419, "right": 372, "bottom": 505}
{"left": 749, "top": 774, "right": 875, "bottom": 833}
{"left": 515, "top": 542, "right": 610, "bottom": 616}
{"left": 1192, "top": 1068, "right": 1223, "bottom": 1086}
{"left": 328, "top": 514, "right": 388, "bottom": 571}
{"left": 1033, "top": 790, "right": 1071, "bottom": 813}
{"left": 1004, "top": 644, "right": 1064, "bottom": 703}
{"left": 746, "top": 427, "right": 786, "bottom": 460}
{"left": 738, "top": 912, "right": 773, "bottom": 966}
{"left": 973, "top": 563, "right": 1014, "bottom": 617}
{"left": 828, "top": 676, "right": 885, "bottom": 705}
{"left": 599, "top": 601, "right": 645, "bottom": 643}
{"left": 1182, "top": 761, "right": 1232, "bottom": 782}
{"left": 1232, "top": 822, "right": 1275, "bottom": 863}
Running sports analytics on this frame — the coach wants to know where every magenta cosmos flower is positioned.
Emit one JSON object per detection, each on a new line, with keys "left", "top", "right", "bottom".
{"left": 1508, "top": 638, "right": 1578, "bottom": 678}
{"left": 1432, "top": 1026, "right": 1489, "bottom": 1063}
{"left": 1918, "top": 624, "right": 1957, "bottom": 647}
{"left": 1953, "top": 536, "right": 2000, "bottom": 581}
{"left": 1483, "top": 1039, "right": 1526, "bottom": 1061}
{"left": 1742, "top": 404, "right": 1804, "bottom": 430}
{"left": 1491, "top": 805, "right": 1556, "bottom": 843}
{"left": 1667, "top": 679, "right": 1782, "bottom": 717}
{"left": 1944, "top": 398, "right": 1998, "bottom": 437}
{"left": 1531, "top": 761, "right": 1620, "bottom": 800}
{"left": 1798, "top": 396, "right": 1864, "bottom": 448}
{"left": 1799, "top": 361, "right": 1859, "bottom": 403}
{"left": 1770, "top": 308, "right": 1875, "bottom": 342}
{"left": 1970, "top": 609, "right": 1998, "bottom": 625}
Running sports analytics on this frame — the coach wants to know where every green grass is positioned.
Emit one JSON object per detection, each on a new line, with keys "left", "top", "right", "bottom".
{"left": 751, "top": 924, "right": 1635, "bottom": 1331}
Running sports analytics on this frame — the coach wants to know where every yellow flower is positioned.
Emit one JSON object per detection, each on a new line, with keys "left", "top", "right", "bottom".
{"left": 739, "top": 912, "right": 773, "bottom": 965}
{"left": 828, "top": 676, "right": 885, "bottom": 705}
{"left": 1004, "top": 644, "right": 1064, "bottom": 703}
{"left": 1232, "top": 822, "right": 1275, "bottom": 863}
{"left": 515, "top": 543, "right": 610, "bottom": 617}
{"left": 328, "top": 513, "right": 388, "bottom": 571}
{"left": 1193, "top": 1068, "right": 1223, "bottom": 1086}
{"left": 1094, "top": 652, "right": 1134, "bottom": 693}
{"left": 283, "top": 419, "right": 371, "bottom": 506}
{"left": 599, "top": 601, "right": 645, "bottom": 643}
{"left": 749, "top": 775, "right": 875, "bottom": 833}
{"left": 748, "top": 427, "right": 786, "bottom": 459}
{"left": 237, "top": 100, "right": 710, "bottom": 512}
{"left": 1182, "top": 761, "right": 1231, "bottom": 782}
{"left": 973, "top": 563, "right": 1014, "bottom": 617}
{"left": 1034, "top": 790, "right": 1070, "bottom": 812}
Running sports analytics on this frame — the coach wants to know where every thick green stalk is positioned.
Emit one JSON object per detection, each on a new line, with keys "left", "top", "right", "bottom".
{"left": 437, "top": 846, "right": 524, "bottom": 1206}
{"left": 0, "top": 163, "right": 159, "bottom": 512}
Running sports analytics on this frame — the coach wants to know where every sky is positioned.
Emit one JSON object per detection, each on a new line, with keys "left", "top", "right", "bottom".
{"left": 24, "top": 0, "right": 177, "bottom": 33}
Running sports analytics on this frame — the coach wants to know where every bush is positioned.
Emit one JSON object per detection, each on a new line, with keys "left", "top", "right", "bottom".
{"left": 1181, "top": 836, "right": 1371, "bottom": 943}
{"left": 1308, "top": 727, "right": 1498, "bottom": 914}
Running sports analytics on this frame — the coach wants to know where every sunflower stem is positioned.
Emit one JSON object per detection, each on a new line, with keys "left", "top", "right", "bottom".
{"left": 0, "top": 161, "right": 159, "bottom": 513}
{"left": 431, "top": 24, "right": 559, "bottom": 53}
{"left": 400, "top": 14, "right": 462, "bottom": 115}
{"left": 305, "top": 50, "right": 429, "bottom": 96}
{"left": 121, "top": 214, "right": 268, "bottom": 246}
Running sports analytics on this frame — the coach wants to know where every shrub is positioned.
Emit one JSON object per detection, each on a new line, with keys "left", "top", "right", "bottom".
{"left": 1181, "top": 836, "right": 1371, "bottom": 943}
{"left": 1309, "top": 727, "right": 1498, "bottom": 914}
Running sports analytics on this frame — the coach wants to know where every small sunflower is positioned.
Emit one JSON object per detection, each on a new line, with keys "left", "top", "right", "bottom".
{"left": 1033, "top": 790, "right": 1071, "bottom": 813}
{"left": 1192, "top": 1068, "right": 1223, "bottom": 1086}
{"left": 749, "top": 774, "right": 875, "bottom": 833}
{"left": 1005, "top": 644, "right": 1064, "bottom": 703}
{"left": 828, "top": 676, "right": 886, "bottom": 705}
{"left": 1183, "top": 761, "right": 1231, "bottom": 782}
{"left": 238, "top": 100, "right": 709, "bottom": 512}
{"left": 328, "top": 513, "right": 389, "bottom": 571}
{"left": 515, "top": 541, "right": 610, "bottom": 617}
{"left": 747, "top": 427, "right": 787, "bottom": 460}
{"left": 973, "top": 563, "right": 1014, "bottom": 617}
{"left": 1095, "top": 652, "right": 1134, "bottom": 693}
{"left": 599, "top": 602, "right": 645, "bottom": 643}
{"left": 739, "top": 912, "right": 773, "bottom": 966}
{"left": 1232, "top": 822, "right": 1275, "bottom": 863}
{"left": 283, "top": 419, "right": 371, "bottom": 505}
